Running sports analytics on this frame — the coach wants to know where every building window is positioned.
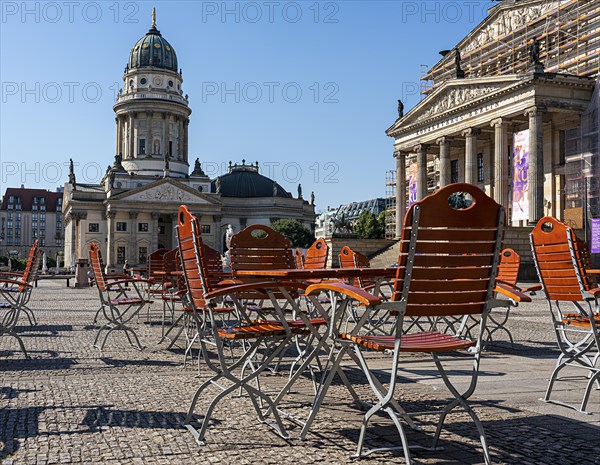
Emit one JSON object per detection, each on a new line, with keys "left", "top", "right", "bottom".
{"left": 8, "top": 196, "right": 14, "bottom": 204}
{"left": 451, "top": 160, "right": 459, "bottom": 184}
{"left": 7, "top": 213, "right": 12, "bottom": 221}
{"left": 138, "top": 246, "right": 147, "bottom": 264}
{"left": 89, "top": 223, "right": 100, "bottom": 232}
{"left": 169, "top": 141, "right": 173, "bottom": 157}
{"left": 138, "top": 222, "right": 149, "bottom": 232}
{"left": 15, "top": 238, "right": 20, "bottom": 246}
{"left": 116, "top": 222, "right": 127, "bottom": 232}
{"left": 477, "top": 153, "right": 484, "bottom": 183}
{"left": 40, "top": 238, "right": 45, "bottom": 246}
{"left": 117, "top": 246, "right": 126, "bottom": 264}
{"left": 201, "top": 224, "right": 211, "bottom": 234}
{"left": 138, "top": 138, "right": 146, "bottom": 155}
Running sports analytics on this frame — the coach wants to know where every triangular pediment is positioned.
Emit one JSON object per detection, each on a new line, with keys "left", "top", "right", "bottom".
{"left": 431, "top": 0, "right": 566, "bottom": 73}
{"left": 109, "top": 178, "right": 221, "bottom": 206}
{"left": 388, "top": 76, "right": 522, "bottom": 134}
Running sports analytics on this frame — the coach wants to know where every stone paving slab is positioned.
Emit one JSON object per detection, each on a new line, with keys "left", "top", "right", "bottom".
{"left": 1, "top": 282, "right": 599, "bottom": 465}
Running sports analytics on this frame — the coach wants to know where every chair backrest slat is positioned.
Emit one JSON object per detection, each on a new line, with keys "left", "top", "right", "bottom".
{"left": 229, "top": 224, "right": 295, "bottom": 273}
{"left": 177, "top": 206, "right": 225, "bottom": 308}
{"left": 304, "top": 238, "right": 328, "bottom": 269}
{"left": 89, "top": 243, "right": 107, "bottom": 291}
{"left": 530, "top": 216, "right": 596, "bottom": 301}
{"left": 392, "top": 183, "right": 504, "bottom": 318}
{"left": 294, "top": 248, "right": 305, "bottom": 269}
{"left": 339, "top": 246, "right": 373, "bottom": 288}
{"left": 497, "top": 248, "right": 520, "bottom": 286}
{"left": 148, "top": 248, "right": 168, "bottom": 277}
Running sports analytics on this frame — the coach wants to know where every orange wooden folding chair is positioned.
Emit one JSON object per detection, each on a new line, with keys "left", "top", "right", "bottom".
{"left": 304, "top": 183, "right": 513, "bottom": 463}
{"left": 0, "top": 241, "right": 42, "bottom": 358}
{"left": 304, "top": 238, "right": 329, "bottom": 269}
{"left": 0, "top": 240, "right": 42, "bottom": 326}
{"left": 89, "top": 242, "right": 152, "bottom": 350}
{"left": 177, "top": 206, "right": 313, "bottom": 444}
{"left": 530, "top": 216, "right": 600, "bottom": 413}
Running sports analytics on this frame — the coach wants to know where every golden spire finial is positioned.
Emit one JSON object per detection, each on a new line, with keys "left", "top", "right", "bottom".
{"left": 151, "top": 7, "right": 156, "bottom": 28}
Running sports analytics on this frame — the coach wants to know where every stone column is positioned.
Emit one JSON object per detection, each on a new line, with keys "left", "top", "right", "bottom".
{"left": 146, "top": 111, "right": 153, "bottom": 156}
{"left": 415, "top": 144, "right": 428, "bottom": 201}
{"left": 177, "top": 118, "right": 184, "bottom": 159}
{"left": 129, "top": 211, "right": 138, "bottom": 263}
{"left": 77, "top": 212, "right": 87, "bottom": 259}
{"left": 128, "top": 113, "right": 135, "bottom": 158}
{"left": 395, "top": 151, "right": 407, "bottom": 238}
{"left": 162, "top": 113, "right": 169, "bottom": 157}
{"left": 437, "top": 137, "right": 452, "bottom": 187}
{"left": 115, "top": 116, "right": 120, "bottom": 155}
{"left": 462, "top": 128, "right": 481, "bottom": 185}
{"left": 150, "top": 212, "right": 160, "bottom": 252}
{"left": 105, "top": 211, "right": 116, "bottom": 269}
{"left": 491, "top": 118, "right": 509, "bottom": 209}
{"left": 181, "top": 118, "right": 190, "bottom": 163}
{"left": 526, "top": 106, "right": 545, "bottom": 224}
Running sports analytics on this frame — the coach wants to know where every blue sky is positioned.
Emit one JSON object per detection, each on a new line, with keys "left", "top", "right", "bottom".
{"left": 0, "top": 0, "right": 495, "bottom": 211}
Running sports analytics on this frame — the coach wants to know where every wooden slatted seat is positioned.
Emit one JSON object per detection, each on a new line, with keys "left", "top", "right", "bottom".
{"left": 341, "top": 331, "right": 476, "bottom": 352}
{"left": 530, "top": 216, "right": 600, "bottom": 413}
{"left": 305, "top": 183, "right": 510, "bottom": 464}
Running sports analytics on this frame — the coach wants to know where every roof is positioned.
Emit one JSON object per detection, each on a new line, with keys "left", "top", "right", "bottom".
{"left": 128, "top": 26, "right": 178, "bottom": 73}
{"left": 0, "top": 187, "right": 63, "bottom": 212}
{"left": 211, "top": 164, "right": 292, "bottom": 198}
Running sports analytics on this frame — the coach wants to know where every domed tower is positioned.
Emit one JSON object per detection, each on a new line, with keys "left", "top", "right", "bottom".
{"left": 113, "top": 9, "right": 191, "bottom": 177}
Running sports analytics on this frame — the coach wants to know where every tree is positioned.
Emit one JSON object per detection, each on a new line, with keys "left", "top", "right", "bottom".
{"left": 270, "top": 219, "right": 315, "bottom": 248}
{"left": 353, "top": 210, "right": 385, "bottom": 239}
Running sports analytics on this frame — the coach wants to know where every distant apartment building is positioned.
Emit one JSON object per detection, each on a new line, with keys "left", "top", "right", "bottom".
{"left": 315, "top": 198, "right": 386, "bottom": 238}
{"left": 0, "top": 186, "right": 65, "bottom": 260}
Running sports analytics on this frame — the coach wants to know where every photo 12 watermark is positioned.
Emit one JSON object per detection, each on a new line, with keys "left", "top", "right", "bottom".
{"left": 1, "top": 161, "right": 104, "bottom": 186}
{"left": 201, "top": 81, "right": 339, "bottom": 104}
{"left": 400, "top": 1, "right": 491, "bottom": 24}
{"left": 202, "top": 161, "right": 340, "bottom": 184}
{"left": 1, "top": 1, "right": 140, "bottom": 24}
{"left": 200, "top": 1, "right": 339, "bottom": 24}
{"left": 1, "top": 81, "right": 123, "bottom": 104}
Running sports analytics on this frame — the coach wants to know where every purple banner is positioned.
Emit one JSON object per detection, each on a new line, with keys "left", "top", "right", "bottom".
{"left": 512, "top": 130, "right": 530, "bottom": 221}
{"left": 408, "top": 161, "right": 417, "bottom": 207}
{"left": 592, "top": 218, "right": 600, "bottom": 254}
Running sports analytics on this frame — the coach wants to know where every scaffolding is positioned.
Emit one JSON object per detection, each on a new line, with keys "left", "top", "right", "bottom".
{"left": 421, "top": 0, "right": 599, "bottom": 95}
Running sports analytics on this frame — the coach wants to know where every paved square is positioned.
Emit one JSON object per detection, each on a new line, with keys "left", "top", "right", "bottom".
{"left": 1, "top": 282, "right": 599, "bottom": 464}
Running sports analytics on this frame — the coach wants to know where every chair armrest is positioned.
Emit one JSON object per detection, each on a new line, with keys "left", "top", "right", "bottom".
{"left": 105, "top": 278, "right": 150, "bottom": 288}
{"left": 204, "top": 281, "right": 307, "bottom": 300}
{"left": 0, "top": 271, "right": 25, "bottom": 278}
{"left": 521, "top": 283, "right": 542, "bottom": 293}
{"left": 589, "top": 287, "right": 600, "bottom": 297}
{"left": 0, "top": 278, "right": 32, "bottom": 288}
{"left": 494, "top": 282, "right": 531, "bottom": 303}
{"left": 105, "top": 273, "right": 132, "bottom": 281}
{"left": 305, "top": 282, "right": 382, "bottom": 307}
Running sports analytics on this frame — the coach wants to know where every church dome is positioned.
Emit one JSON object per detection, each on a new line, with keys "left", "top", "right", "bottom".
{"left": 128, "top": 23, "right": 178, "bottom": 73}
{"left": 212, "top": 162, "right": 292, "bottom": 198}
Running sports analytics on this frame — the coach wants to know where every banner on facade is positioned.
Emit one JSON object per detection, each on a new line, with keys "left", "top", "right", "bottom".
{"left": 512, "top": 130, "right": 530, "bottom": 221}
{"left": 591, "top": 218, "right": 600, "bottom": 254}
{"left": 407, "top": 161, "right": 417, "bottom": 207}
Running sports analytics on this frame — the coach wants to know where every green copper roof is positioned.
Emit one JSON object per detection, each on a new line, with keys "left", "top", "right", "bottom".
{"left": 128, "top": 27, "right": 178, "bottom": 73}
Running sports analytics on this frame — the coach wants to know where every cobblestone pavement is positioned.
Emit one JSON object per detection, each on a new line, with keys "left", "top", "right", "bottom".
{"left": 1, "top": 282, "right": 599, "bottom": 465}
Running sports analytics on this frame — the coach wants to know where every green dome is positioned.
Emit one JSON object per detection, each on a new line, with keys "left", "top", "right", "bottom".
{"left": 128, "top": 26, "right": 178, "bottom": 73}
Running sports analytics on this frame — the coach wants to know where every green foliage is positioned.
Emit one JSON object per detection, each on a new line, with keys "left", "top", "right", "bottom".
{"left": 270, "top": 219, "right": 315, "bottom": 248}
{"left": 353, "top": 210, "right": 385, "bottom": 239}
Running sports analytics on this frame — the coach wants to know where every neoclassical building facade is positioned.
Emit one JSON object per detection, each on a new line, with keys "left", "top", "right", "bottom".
{"left": 63, "top": 13, "right": 315, "bottom": 270}
{"left": 388, "top": 0, "right": 598, "bottom": 237}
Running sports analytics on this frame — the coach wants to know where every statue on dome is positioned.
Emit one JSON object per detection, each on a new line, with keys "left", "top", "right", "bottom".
{"left": 310, "top": 191, "right": 315, "bottom": 206}
{"left": 191, "top": 158, "right": 206, "bottom": 176}
{"left": 297, "top": 184, "right": 303, "bottom": 199}
{"left": 215, "top": 177, "right": 221, "bottom": 194}
{"left": 397, "top": 99, "right": 404, "bottom": 118}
